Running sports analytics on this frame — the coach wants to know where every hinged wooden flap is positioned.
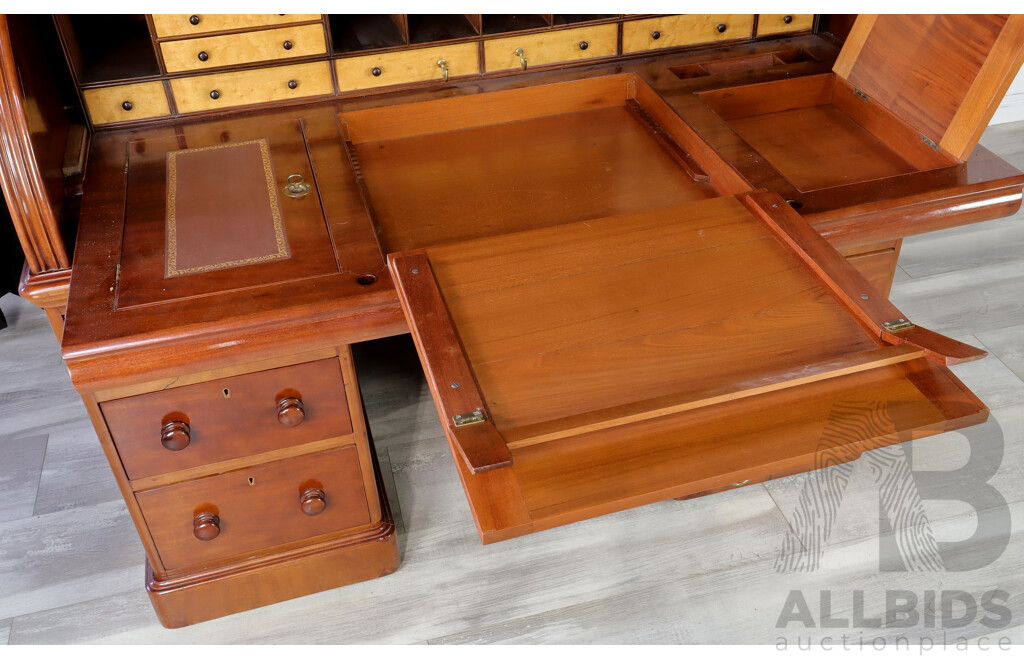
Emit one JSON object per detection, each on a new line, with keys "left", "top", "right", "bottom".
{"left": 832, "top": 15, "right": 1024, "bottom": 160}
{"left": 389, "top": 192, "right": 985, "bottom": 476}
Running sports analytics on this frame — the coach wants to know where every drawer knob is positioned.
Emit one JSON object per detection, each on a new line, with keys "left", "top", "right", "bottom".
{"left": 283, "top": 40, "right": 293, "bottom": 50}
{"left": 437, "top": 58, "right": 449, "bottom": 83}
{"left": 193, "top": 513, "right": 220, "bottom": 540}
{"left": 288, "top": 79, "right": 298, "bottom": 89}
{"left": 277, "top": 396, "right": 305, "bottom": 427}
{"left": 717, "top": 24, "right": 727, "bottom": 33}
{"left": 121, "top": 101, "right": 133, "bottom": 112}
{"left": 197, "top": 51, "right": 209, "bottom": 62}
{"left": 783, "top": 15, "right": 794, "bottom": 24}
{"left": 209, "top": 89, "right": 220, "bottom": 100}
{"left": 651, "top": 30, "right": 661, "bottom": 40}
{"left": 189, "top": 15, "right": 200, "bottom": 25}
{"left": 300, "top": 488, "right": 327, "bottom": 516}
{"left": 160, "top": 420, "right": 191, "bottom": 451}
{"left": 578, "top": 40, "right": 589, "bottom": 50}
{"left": 371, "top": 66, "right": 382, "bottom": 77}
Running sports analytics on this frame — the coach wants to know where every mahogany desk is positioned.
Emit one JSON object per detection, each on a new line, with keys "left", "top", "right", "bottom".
{"left": 1, "top": 13, "right": 1023, "bottom": 627}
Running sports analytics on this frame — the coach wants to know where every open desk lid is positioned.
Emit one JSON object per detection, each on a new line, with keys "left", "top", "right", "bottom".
{"left": 832, "top": 15, "right": 1024, "bottom": 161}
{"left": 388, "top": 192, "right": 989, "bottom": 542}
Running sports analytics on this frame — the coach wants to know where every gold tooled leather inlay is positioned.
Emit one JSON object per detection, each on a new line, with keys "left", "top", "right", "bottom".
{"left": 165, "top": 138, "right": 289, "bottom": 277}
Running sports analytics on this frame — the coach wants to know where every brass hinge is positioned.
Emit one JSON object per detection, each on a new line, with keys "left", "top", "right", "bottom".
{"left": 854, "top": 88, "right": 870, "bottom": 102}
{"left": 453, "top": 410, "right": 486, "bottom": 427}
{"left": 882, "top": 318, "right": 915, "bottom": 333}
{"left": 921, "top": 135, "right": 940, "bottom": 151}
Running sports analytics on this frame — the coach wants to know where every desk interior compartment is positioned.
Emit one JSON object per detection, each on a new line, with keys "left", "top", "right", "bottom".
{"left": 338, "top": 73, "right": 744, "bottom": 254}
{"left": 697, "top": 15, "right": 1024, "bottom": 194}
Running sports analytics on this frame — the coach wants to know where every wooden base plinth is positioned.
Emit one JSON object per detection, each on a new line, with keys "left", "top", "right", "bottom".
{"left": 145, "top": 493, "right": 399, "bottom": 628}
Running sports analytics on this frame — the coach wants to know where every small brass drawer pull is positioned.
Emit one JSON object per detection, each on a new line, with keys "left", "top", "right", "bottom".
{"left": 732, "top": 479, "right": 750, "bottom": 487}
{"left": 514, "top": 47, "right": 528, "bottom": 70}
{"left": 283, "top": 174, "right": 312, "bottom": 198}
{"left": 437, "top": 58, "right": 449, "bottom": 82}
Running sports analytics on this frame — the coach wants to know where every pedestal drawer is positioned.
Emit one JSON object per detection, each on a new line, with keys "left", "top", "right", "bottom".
{"left": 101, "top": 358, "right": 353, "bottom": 480}
{"left": 622, "top": 15, "right": 755, "bottom": 54}
{"left": 137, "top": 446, "right": 371, "bottom": 571}
{"left": 160, "top": 24, "right": 328, "bottom": 73}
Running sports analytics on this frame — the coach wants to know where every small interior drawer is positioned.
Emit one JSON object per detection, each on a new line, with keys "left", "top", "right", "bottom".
{"left": 483, "top": 23, "right": 618, "bottom": 72}
{"left": 82, "top": 82, "right": 170, "bottom": 125}
{"left": 160, "top": 24, "right": 328, "bottom": 73}
{"left": 169, "top": 61, "right": 333, "bottom": 113}
{"left": 151, "top": 14, "right": 322, "bottom": 38}
{"left": 137, "top": 446, "right": 371, "bottom": 571}
{"left": 622, "top": 15, "right": 755, "bottom": 54}
{"left": 336, "top": 42, "right": 479, "bottom": 92}
{"left": 101, "top": 358, "right": 354, "bottom": 480}
{"left": 756, "top": 14, "right": 815, "bottom": 36}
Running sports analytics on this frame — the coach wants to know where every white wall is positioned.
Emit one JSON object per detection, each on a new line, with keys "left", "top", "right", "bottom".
{"left": 991, "top": 68, "right": 1024, "bottom": 124}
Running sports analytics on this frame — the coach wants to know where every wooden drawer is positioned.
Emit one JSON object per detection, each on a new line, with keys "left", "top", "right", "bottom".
{"left": 756, "top": 14, "right": 816, "bottom": 36}
{"left": 622, "top": 15, "right": 755, "bottom": 54}
{"left": 336, "top": 43, "right": 479, "bottom": 92}
{"left": 82, "top": 82, "right": 170, "bottom": 125}
{"left": 169, "top": 61, "right": 333, "bottom": 113}
{"left": 101, "top": 359, "right": 354, "bottom": 480}
{"left": 137, "top": 446, "right": 371, "bottom": 571}
{"left": 160, "top": 24, "right": 328, "bottom": 73}
{"left": 151, "top": 14, "right": 322, "bottom": 38}
{"left": 484, "top": 24, "right": 618, "bottom": 72}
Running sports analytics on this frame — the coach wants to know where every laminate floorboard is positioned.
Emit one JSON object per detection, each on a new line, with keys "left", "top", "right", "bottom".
{"left": 0, "top": 120, "right": 1022, "bottom": 644}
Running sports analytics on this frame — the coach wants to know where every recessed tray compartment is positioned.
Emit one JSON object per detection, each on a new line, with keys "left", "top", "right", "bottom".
{"left": 338, "top": 73, "right": 745, "bottom": 253}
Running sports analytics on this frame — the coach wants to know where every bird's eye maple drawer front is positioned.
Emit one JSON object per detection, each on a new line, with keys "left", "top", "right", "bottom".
{"left": 169, "top": 61, "right": 333, "bottom": 114}
{"left": 483, "top": 24, "right": 618, "bottom": 72}
{"left": 756, "top": 14, "right": 815, "bottom": 36}
{"left": 101, "top": 359, "right": 354, "bottom": 480}
{"left": 151, "top": 14, "right": 323, "bottom": 38}
{"left": 622, "top": 15, "right": 755, "bottom": 54}
{"left": 82, "top": 82, "right": 171, "bottom": 125}
{"left": 136, "top": 446, "right": 371, "bottom": 571}
{"left": 160, "top": 24, "right": 328, "bottom": 73}
{"left": 336, "top": 43, "right": 479, "bottom": 92}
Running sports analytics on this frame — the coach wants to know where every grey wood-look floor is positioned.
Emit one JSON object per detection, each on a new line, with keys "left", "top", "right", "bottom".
{"left": 1, "top": 123, "right": 1023, "bottom": 645}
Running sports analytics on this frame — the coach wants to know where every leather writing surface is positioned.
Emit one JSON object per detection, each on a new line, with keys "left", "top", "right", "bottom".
{"left": 166, "top": 138, "right": 289, "bottom": 277}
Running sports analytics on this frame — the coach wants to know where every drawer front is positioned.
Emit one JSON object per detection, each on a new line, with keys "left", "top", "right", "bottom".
{"left": 137, "top": 446, "right": 371, "bottom": 571}
{"left": 151, "top": 14, "right": 322, "bottom": 38}
{"left": 484, "top": 24, "right": 618, "bottom": 72}
{"left": 161, "top": 24, "right": 328, "bottom": 73}
{"left": 756, "top": 14, "right": 815, "bottom": 36}
{"left": 336, "top": 43, "right": 479, "bottom": 92}
{"left": 83, "top": 82, "right": 170, "bottom": 125}
{"left": 622, "top": 15, "right": 756, "bottom": 54}
{"left": 102, "top": 358, "right": 354, "bottom": 480}
{"left": 170, "top": 61, "right": 333, "bottom": 113}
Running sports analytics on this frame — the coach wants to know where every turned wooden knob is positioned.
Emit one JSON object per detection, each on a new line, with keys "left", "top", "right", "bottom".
{"left": 287, "top": 79, "right": 298, "bottom": 89}
{"left": 783, "top": 15, "right": 793, "bottom": 24}
{"left": 579, "top": 40, "right": 588, "bottom": 50}
{"left": 121, "top": 101, "right": 133, "bottom": 111}
{"left": 161, "top": 420, "right": 190, "bottom": 451}
{"left": 209, "top": 89, "right": 220, "bottom": 99}
{"left": 283, "top": 40, "right": 293, "bottom": 50}
{"left": 300, "top": 488, "right": 326, "bottom": 516}
{"left": 197, "top": 51, "right": 209, "bottom": 62}
{"left": 277, "top": 397, "right": 305, "bottom": 427}
{"left": 717, "top": 23, "right": 727, "bottom": 33}
{"left": 189, "top": 15, "right": 200, "bottom": 25}
{"left": 651, "top": 30, "right": 661, "bottom": 40}
{"left": 193, "top": 513, "right": 220, "bottom": 540}
{"left": 371, "top": 66, "right": 382, "bottom": 76}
